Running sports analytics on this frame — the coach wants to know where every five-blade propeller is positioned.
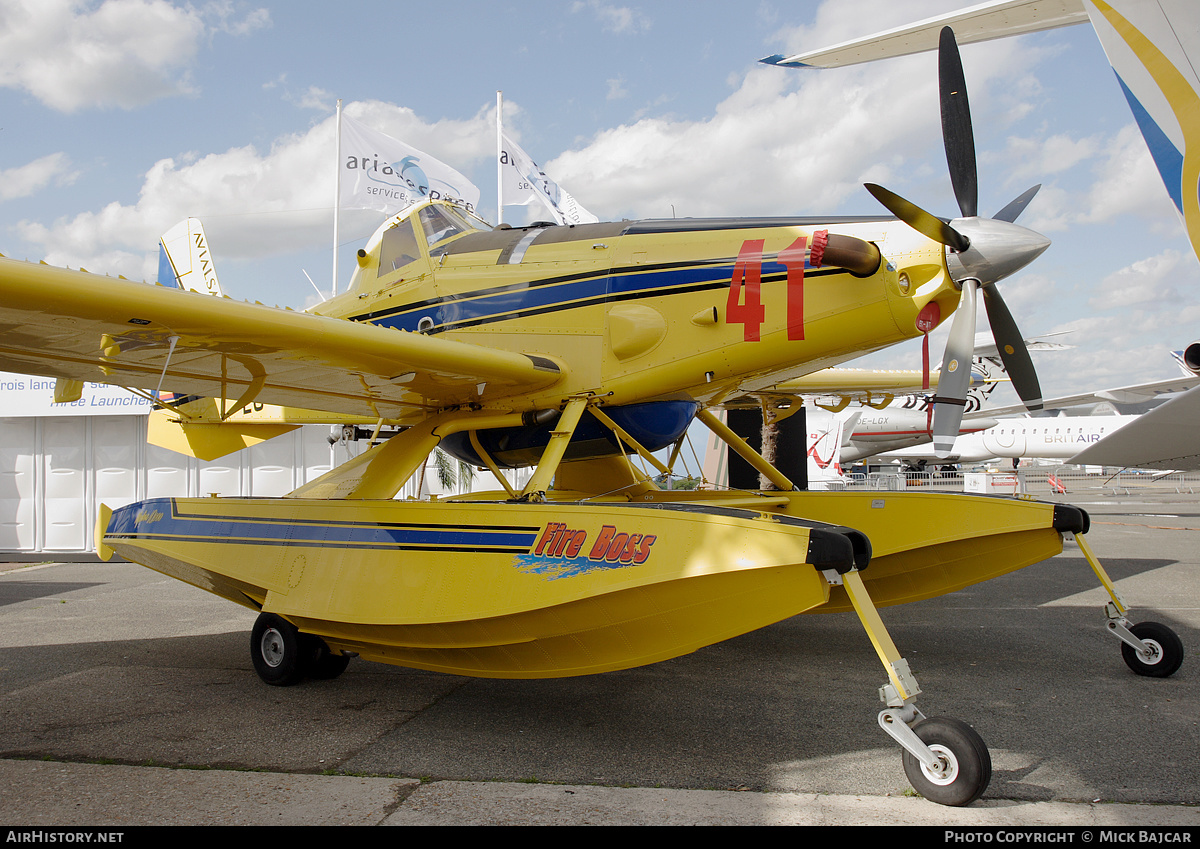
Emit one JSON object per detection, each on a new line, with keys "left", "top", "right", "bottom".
{"left": 865, "top": 26, "right": 1049, "bottom": 457}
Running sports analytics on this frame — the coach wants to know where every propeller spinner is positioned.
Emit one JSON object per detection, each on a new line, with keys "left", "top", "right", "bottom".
{"left": 866, "top": 27, "right": 1048, "bottom": 456}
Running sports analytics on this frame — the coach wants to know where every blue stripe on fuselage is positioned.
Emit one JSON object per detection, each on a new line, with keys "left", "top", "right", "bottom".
{"left": 359, "top": 259, "right": 819, "bottom": 334}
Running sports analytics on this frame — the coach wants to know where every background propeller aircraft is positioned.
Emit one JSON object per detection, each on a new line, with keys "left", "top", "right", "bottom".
{"left": 0, "top": 24, "right": 1182, "bottom": 808}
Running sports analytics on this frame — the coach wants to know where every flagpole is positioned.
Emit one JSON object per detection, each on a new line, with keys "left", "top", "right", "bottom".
{"left": 496, "top": 91, "right": 504, "bottom": 226}
{"left": 333, "top": 98, "right": 343, "bottom": 297}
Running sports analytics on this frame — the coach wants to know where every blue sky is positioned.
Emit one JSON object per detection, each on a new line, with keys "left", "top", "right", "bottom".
{"left": 2, "top": 0, "right": 1197, "bottom": 406}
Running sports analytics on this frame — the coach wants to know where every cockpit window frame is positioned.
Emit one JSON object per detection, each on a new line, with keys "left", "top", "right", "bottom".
{"left": 377, "top": 216, "right": 423, "bottom": 277}
{"left": 417, "top": 203, "right": 492, "bottom": 249}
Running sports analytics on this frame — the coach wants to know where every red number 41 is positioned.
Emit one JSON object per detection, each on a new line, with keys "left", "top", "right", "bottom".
{"left": 725, "top": 236, "right": 810, "bottom": 342}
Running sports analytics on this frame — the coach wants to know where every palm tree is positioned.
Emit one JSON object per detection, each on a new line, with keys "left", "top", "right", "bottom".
{"left": 432, "top": 448, "right": 474, "bottom": 494}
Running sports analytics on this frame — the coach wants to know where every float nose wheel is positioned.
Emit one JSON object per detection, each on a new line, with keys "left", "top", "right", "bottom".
{"left": 843, "top": 569, "right": 992, "bottom": 805}
{"left": 301, "top": 632, "right": 352, "bottom": 680}
{"left": 897, "top": 716, "right": 992, "bottom": 807}
{"left": 1075, "top": 533, "right": 1184, "bottom": 679}
{"left": 1116, "top": 620, "right": 1185, "bottom": 678}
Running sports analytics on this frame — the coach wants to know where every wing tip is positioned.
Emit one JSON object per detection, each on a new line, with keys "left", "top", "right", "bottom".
{"left": 759, "top": 54, "right": 813, "bottom": 68}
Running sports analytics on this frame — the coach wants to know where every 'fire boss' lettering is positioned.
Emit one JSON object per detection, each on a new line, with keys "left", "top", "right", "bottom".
{"left": 531, "top": 523, "right": 656, "bottom": 565}
{"left": 588, "top": 525, "right": 656, "bottom": 564}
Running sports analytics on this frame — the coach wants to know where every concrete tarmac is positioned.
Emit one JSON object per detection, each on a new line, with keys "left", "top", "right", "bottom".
{"left": 1, "top": 493, "right": 1198, "bottom": 827}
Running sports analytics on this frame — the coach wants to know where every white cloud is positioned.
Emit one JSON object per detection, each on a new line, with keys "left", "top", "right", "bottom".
{"left": 543, "top": 5, "right": 1056, "bottom": 222}
{"left": 0, "top": 0, "right": 268, "bottom": 112}
{"left": 1089, "top": 249, "right": 1197, "bottom": 311}
{"left": 570, "top": 1, "right": 651, "bottom": 34}
{"left": 1026, "top": 124, "right": 1178, "bottom": 233}
{"left": 547, "top": 57, "right": 947, "bottom": 219}
{"left": 0, "top": 153, "right": 78, "bottom": 201}
{"left": 202, "top": 0, "right": 270, "bottom": 36}
{"left": 288, "top": 85, "right": 335, "bottom": 111}
{"left": 1000, "top": 133, "right": 1102, "bottom": 181}
{"left": 15, "top": 100, "right": 494, "bottom": 281}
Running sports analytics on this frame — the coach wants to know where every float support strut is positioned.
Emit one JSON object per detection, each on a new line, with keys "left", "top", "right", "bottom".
{"left": 1074, "top": 532, "right": 1153, "bottom": 655}
{"left": 841, "top": 569, "right": 947, "bottom": 775}
{"left": 843, "top": 570, "right": 921, "bottom": 704}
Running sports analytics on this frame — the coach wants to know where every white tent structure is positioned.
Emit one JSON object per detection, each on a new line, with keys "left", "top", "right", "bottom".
{"left": 0, "top": 372, "right": 512, "bottom": 555}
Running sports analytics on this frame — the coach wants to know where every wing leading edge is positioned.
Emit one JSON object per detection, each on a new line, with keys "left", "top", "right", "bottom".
{"left": 761, "top": 0, "right": 1088, "bottom": 68}
{"left": 0, "top": 257, "right": 564, "bottom": 423}
{"left": 1070, "top": 384, "right": 1200, "bottom": 468}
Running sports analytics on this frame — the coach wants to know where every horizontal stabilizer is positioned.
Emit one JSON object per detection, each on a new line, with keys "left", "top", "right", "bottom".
{"left": 147, "top": 408, "right": 300, "bottom": 461}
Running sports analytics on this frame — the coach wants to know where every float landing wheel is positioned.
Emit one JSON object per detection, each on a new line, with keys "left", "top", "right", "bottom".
{"left": 900, "top": 716, "right": 992, "bottom": 806}
{"left": 1121, "top": 621, "right": 1184, "bottom": 678}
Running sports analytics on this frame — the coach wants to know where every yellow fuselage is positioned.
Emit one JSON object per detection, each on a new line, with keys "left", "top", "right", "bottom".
{"left": 314, "top": 211, "right": 956, "bottom": 417}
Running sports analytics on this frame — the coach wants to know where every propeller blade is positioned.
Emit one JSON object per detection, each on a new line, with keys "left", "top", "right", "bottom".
{"left": 931, "top": 280, "right": 978, "bottom": 457}
{"left": 980, "top": 285, "right": 1044, "bottom": 411}
{"left": 939, "top": 27, "right": 978, "bottom": 219}
{"left": 865, "top": 183, "right": 970, "bottom": 252}
{"left": 992, "top": 185, "right": 1041, "bottom": 223}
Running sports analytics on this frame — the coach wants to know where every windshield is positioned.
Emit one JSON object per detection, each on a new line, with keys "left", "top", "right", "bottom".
{"left": 418, "top": 203, "right": 492, "bottom": 248}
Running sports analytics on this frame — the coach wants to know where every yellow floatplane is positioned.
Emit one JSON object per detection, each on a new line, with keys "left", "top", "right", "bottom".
{"left": 0, "top": 29, "right": 1181, "bottom": 807}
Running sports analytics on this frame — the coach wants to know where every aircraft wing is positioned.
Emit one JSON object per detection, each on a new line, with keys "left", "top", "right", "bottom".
{"left": 1070, "top": 383, "right": 1200, "bottom": 468}
{"left": 773, "top": 369, "right": 940, "bottom": 395}
{"left": 764, "top": 334, "right": 1068, "bottom": 402}
{"left": 0, "top": 257, "right": 563, "bottom": 422}
{"left": 964, "top": 373, "right": 1200, "bottom": 419}
{"left": 761, "top": 0, "right": 1089, "bottom": 68}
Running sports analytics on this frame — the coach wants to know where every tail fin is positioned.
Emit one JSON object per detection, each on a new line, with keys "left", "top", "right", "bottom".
{"left": 158, "top": 218, "right": 224, "bottom": 296}
{"left": 807, "top": 409, "right": 859, "bottom": 490}
{"left": 1084, "top": 0, "right": 1200, "bottom": 259}
{"left": 966, "top": 358, "right": 1004, "bottom": 412}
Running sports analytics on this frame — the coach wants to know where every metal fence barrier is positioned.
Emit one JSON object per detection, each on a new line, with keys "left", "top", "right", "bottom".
{"left": 831, "top": 467, "right": 1200, "bottom": 496}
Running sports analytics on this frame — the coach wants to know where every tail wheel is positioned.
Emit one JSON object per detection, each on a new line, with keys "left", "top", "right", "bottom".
{"left": 901, "top": 716, "right": 992, "bottom": 806}
{"left": 1121, "top": 621, "right": 1184, "bottom": 678}
{"left": 250, "top": 612, "right": 305, "bottom": 686}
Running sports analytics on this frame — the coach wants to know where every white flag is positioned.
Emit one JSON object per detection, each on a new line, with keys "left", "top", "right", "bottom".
{"left": 339, "top": 114, "right": 480, "bottom": 216}
{"left": 500, "top": 131, "right": 598, "bottom": 225}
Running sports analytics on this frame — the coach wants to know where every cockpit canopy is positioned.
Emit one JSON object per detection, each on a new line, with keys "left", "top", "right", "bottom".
{"left": 353, "top": 200, "right": 494, "bottom": 290}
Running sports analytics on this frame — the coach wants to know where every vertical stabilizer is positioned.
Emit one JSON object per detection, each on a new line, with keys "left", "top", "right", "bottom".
{"left": 1083, "top": 0, "right": 1200, "bottom": 259}
{"left": 158, "top": 218, "right": 224, "bottom": 296}
{"left": 807, "top": 409, "right": 859, "bottom": 490}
